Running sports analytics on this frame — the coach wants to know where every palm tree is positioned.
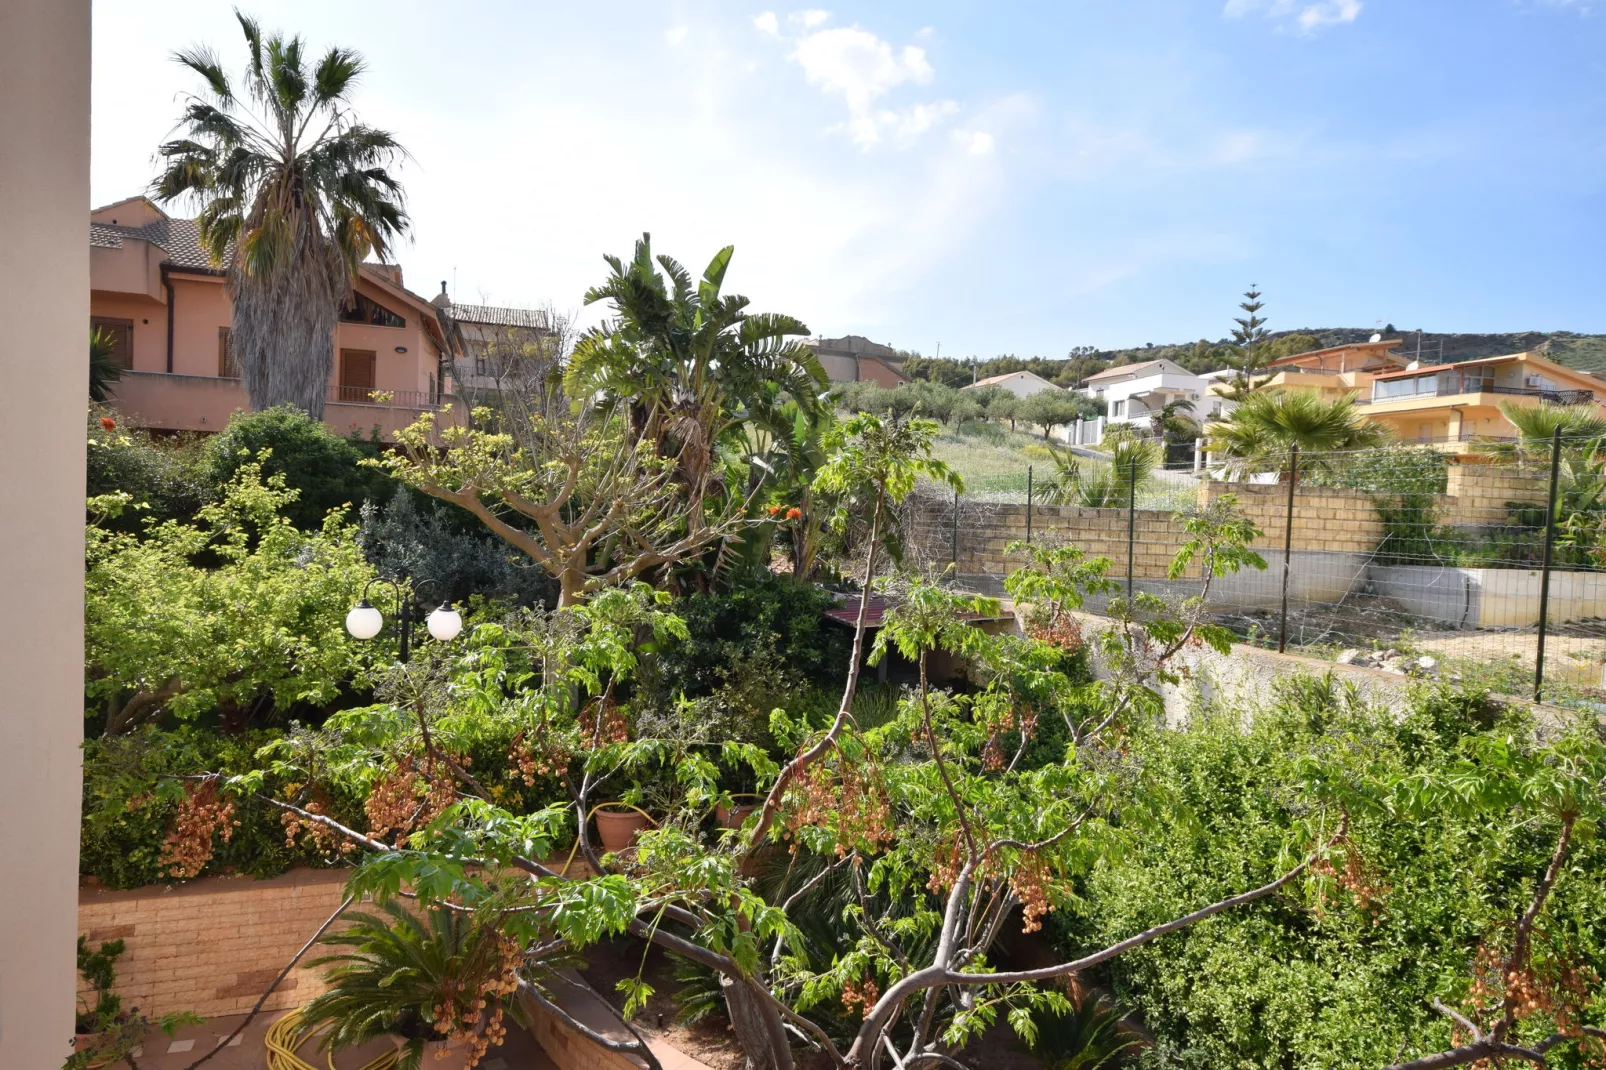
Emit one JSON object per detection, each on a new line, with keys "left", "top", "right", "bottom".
{"left": 565, "top": 234, "right": 828, "bottom": 509}
{"left": 299, "top": 900, "right": 532, "bottom": 1070}
{"left": 1493, "top": 399, "right": 1606, "bottom": 452}
{"left": 1043, "top": 427, "right": 1159, "bottom": 507}
{"left": 1147, "top": 397, "right": 1197, "bottom": 442}
{"left": 151, "top": 13, "right": 409, "bottom": 418}
{"left": 1208, "top": 389, "right": 1388, "bottom": 478}
{"left": 89, "top": 328, "right": 122, "bottom": 403}
{"left": 1490, "top": 401, "right": 1606, "bottom": 553}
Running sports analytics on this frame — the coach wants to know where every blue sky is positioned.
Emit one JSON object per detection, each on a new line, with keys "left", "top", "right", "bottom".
{"left": 92, "top": 1, "right": 1606, "bottom": 356}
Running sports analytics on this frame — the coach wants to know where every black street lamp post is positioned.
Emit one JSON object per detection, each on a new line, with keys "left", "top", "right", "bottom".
{"left": 344, "top": 577, "right": 463, "bottom": 663}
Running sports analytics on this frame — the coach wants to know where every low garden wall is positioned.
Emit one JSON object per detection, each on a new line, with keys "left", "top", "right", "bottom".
{"left": 910, "top": 479, "right": 1386, "bottom": 592}
{"left": 910, "top": 470, "right": 1604, "bottom": 628}
{"left": 1369, "top": 565, "right": 1606, "bottom": 628}
{"left": 78, "top": 857, "right": 598, "bottom": 1020}
{"left": 77, "top": 867, "right": 351, "bottom": 1020}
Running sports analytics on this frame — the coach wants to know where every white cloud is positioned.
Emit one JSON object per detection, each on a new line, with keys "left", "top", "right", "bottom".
{"left": 790, "top": 9, "right": 832, "bottom": 29}
{"left": 664, "top": 24, "right": 689, "bottom": 46}
{"left": 1223, "top": 0, "right": 1361, "bottom": 32}
{"left": 887, "top": 100, "right": 961, "bottom": 145}
{"left": 785, "top": 24, "right": 954, "bottom": 148}
{"left": 953, "top": 129, "right": 995, "bottom": 155}
{"left": 753, "top": 11, "right": 780, "bottom": 36}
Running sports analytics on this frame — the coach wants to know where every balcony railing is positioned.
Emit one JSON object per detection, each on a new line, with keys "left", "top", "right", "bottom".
{"left": 328, "top": 385, "right": 444, "bottom": 409}
{"left": 1360, "top": 384, "right": 1596, "bottom": 406}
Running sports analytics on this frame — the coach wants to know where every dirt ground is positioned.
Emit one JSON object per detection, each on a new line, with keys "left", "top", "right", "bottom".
{"left": 1219, "top": 598, "right": 1606, "bottom": 694}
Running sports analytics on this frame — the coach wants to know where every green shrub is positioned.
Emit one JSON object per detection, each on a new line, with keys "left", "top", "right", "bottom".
{"left": 200, "top": 405, "right": 395, "bottom": 528}
{"left": 1046, "top": 682, "right": 1605, "bottom": 1070}
{"left": 360, "top": 487, "right": 557, "bottom": 607}
{"left": 79, "top": 727, "right": 364, "bottom": 888}
{"left": 80, "top": 707, "right": 569, "bottom": 889}
{"left": 87, "top": 411, "right": 210, "bottom": 531}
{"left": 643, "top": 576, "right": 849, "bottom": 703}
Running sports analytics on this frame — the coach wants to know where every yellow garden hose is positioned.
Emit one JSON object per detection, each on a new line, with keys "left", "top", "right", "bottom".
{"left": 264, "top": 1008, "right": 401, "bottom": 1070}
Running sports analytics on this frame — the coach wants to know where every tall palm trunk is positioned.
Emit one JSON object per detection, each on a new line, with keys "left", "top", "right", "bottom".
{"left": 231, "top": 218, "right": 346, "bottom": 418}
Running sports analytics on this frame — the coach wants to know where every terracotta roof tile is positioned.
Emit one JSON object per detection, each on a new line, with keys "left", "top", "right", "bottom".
{"left": 444, "top": 303, "right": 551, "bottom": 329}
{"left": 91, "top": 216, "right": 224, "bottom": 271}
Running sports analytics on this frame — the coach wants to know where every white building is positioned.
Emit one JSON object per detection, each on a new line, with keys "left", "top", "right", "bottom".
{"left": 962, "top": 369, "right": 1063, "bottom": 398}
{"left": 1080, "top": 358, "right": 1229, "bottom": 431}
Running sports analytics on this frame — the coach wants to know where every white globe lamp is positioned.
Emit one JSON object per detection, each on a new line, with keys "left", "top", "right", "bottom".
{"left": 345, "top": 600, "right": 384, "bottom": 641}
{"left": 426, "top": 603, "right": 463, "bottom": 642}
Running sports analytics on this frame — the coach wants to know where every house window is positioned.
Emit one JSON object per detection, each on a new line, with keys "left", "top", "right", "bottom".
{"left": 1111, "top": 399, "right": 1125, "bottom": 417}
{"left": 338, "top": 292, "right": 406, "bottom": 328}
{"left": 91, "top": 317, "right": 134, "bottom": 370}
{"left": 217, "top": 327, "right": 240, "bottom": 377}
{"left": 338, "top": 349, "right": 377, "bottom": 403}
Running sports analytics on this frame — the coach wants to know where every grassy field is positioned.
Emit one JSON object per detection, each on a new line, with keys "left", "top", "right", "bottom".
{"left": 925, "top": 425, "right": 1198, "bottom": 510}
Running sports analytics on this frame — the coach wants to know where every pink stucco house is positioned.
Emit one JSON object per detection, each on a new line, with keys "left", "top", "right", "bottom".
{"left": 90, "top": 195, "right": 460, "bottom": 441}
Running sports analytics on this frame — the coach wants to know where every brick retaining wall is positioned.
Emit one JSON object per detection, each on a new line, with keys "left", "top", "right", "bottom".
{"left": 77, "top": 868, "right": 351, "bottom": 1019}
{"left": 79, "top": 858, "right": 596, "bottom": 1020}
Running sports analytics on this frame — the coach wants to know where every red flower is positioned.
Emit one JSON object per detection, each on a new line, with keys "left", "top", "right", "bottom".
{"left": 766, "top": 505, "right": 783, "bottom": 516}
{"left": 99, "top": 417, "right": 116, "bottom": 432}
{"left": 785, "top": 507, "right": 802, "bottom": 520}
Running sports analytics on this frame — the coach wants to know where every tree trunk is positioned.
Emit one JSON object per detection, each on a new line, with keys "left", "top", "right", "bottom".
{"left": 721, "top": 976, "right": 793, "bottom": 1070}
{"left": 228, "top": 205, "right": 348, "bottom": 419}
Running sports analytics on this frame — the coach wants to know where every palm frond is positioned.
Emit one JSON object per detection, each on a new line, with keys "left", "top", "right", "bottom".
{"left": 150, "top": 16, "right": 409, "bottom": 418}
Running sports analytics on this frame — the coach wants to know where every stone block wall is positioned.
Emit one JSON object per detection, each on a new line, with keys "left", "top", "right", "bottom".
{"left": 1443, "top": 464, "right": 1550, "bottom": 526}
{"left": 1197, "top": 482, "right": 1383, "bottom": 554}
{"left": 909, "top": 480, "right": 1387, "bottom": 589}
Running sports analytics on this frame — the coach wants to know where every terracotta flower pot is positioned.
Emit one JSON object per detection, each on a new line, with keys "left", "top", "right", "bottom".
{"left": 420, "top": 1033, "right": 468, "bottom": 1069}
{"left": 594, "top": 805, "right": 651, "bottom": 853}
{"left": 716, "top": 803, "right": 757, "bottom": 829}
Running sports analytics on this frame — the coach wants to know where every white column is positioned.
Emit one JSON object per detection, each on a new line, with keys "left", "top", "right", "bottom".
{"left": 1194, "top": 437, "right": 1205, "bottom": 472}
{"left": 0, "top": 3, "right": 89, "bottom": 1065}
{"left": 1073, "top": 417, "right": 1083, "bottom": 445}
{"left": 1093, "top": 416, "right": 1104, "bottom": 445}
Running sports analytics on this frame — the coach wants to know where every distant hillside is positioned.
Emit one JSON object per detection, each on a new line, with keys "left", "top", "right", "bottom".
{"left": 901, "top": 329, "right": 1606, "bottom": 389}
{"left": 1284, "top": 329, "right": 1606, "bottom": 372}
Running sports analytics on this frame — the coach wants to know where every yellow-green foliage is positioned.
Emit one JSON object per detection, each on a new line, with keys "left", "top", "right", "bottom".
{"left": 85, "top": 461, "right": 376, "bottom": 734}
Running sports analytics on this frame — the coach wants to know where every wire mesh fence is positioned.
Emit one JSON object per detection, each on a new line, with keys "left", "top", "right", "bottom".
{"left": 908, "top": 433, "right": 1606, "bottom": 708}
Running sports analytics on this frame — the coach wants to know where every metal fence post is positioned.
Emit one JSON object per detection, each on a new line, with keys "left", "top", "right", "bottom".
{"left": 1278, "top": 444, "right": 1299, "bottom": 654}
{"left": 1534, "top": 427, "right": 1562, "bottom": 702}
{"left": 952, "top": 485, "right": 960, "bottom": 573}
{"left": 1126, "top": 454, "right": 1137, "bottom": 598}
{"left": 1026, "top": 465, "right": 1033, "bottom": 545}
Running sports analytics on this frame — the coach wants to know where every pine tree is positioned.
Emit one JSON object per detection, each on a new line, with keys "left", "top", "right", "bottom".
{"left": 1220, "top": 285, "right": 1273, "bottom": 401}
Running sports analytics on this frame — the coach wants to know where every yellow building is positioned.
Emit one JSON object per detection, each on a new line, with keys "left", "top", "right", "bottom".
{"left": 1255, "top": 338, "right": 1412, "bottom": 399}
{"left": 1359, "top": 350, "right": 1606, "bottom": 450}
{"left": 1212, "top": 339, "right": 1606, "bottom": 455}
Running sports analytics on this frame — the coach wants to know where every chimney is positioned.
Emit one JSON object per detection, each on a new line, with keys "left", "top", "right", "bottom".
{"left": 431, "top": 280, "right": 451, "bottom": 309}
{"left": 365, "top": 262, "right": 403, "bottom": 286}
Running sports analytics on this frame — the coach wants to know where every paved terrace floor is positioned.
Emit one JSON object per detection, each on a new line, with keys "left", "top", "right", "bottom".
{"left": 118, "top": 1010, "right": 557, "bottom": 1070}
